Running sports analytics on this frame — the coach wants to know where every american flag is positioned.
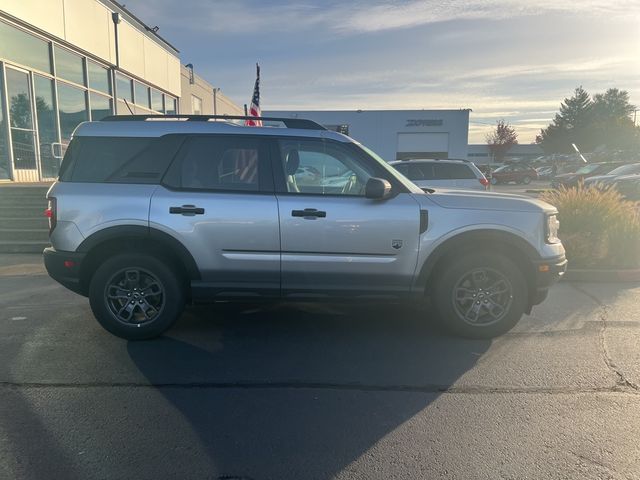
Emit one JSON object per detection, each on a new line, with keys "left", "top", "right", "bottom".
{"left": 244, "top": 63, "right": 262, "bottom": 126}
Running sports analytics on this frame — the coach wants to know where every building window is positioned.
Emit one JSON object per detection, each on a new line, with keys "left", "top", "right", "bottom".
{"left": 151, "top": 89, "right": 164, "bottom": 113}
{"left": 90, "top": 92, "right": 112, "bottom": 121}
{"left": 166, "top": 96, "right": 177, "bottom": 115}
{"left": 57, "top": 81, "right": 88, "bottom": 141}
{"left": 0, "top": 21, "right": 52, "bottom": 74}
{"left": 54, "top": 46, "right": 85, "bottom": 86}
{"left": 191, "top": 95, "right": 202, "bottom": 115}
{"left": 87, "top": 60, "right": 110, "bottom": 94}
{"left": 115, "top": 73, "right": 133, "bottom": 103}
{"left": 34, "top": 75, "right": 59, "bottom": 178}
{"left": 134, "top": 81, "right": 150, "bottom": 108}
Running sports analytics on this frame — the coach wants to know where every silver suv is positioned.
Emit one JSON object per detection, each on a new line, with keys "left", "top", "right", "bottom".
{"left": 43, "top": 115, "right": 567, "bottom": 340}
{"left": 390, "top": 159, "right": 489, "bottom": 191}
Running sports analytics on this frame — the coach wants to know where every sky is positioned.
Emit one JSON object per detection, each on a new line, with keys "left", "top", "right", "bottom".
{"left": 124, "top": 0, "right": 640, "bottom": 144}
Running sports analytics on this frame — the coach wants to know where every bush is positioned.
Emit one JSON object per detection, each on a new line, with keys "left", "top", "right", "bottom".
{"left": 540, "top": 185, "right": 640, "bottom": 268}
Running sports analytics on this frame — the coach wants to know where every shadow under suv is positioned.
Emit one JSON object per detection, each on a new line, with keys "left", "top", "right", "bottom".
{"left": 44, "top": 115, "right": 566, "bottom": 340}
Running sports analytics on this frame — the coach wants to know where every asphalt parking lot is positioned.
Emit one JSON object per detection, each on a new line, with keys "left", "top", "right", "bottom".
{"left": 1, "top": 253, "right": 640, "bottom": 479}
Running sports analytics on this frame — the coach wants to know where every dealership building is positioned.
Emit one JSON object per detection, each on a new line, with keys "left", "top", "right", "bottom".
{"left": 266, "top": 109, "right": 470, "bottom": 162}
{"left": 0, "top": 0, "right": 241, "bottom": 183}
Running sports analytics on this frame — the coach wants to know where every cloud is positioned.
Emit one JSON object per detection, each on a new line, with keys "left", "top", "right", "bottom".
{"left": 132, "top": 0, "right": 640, "bottom": 36}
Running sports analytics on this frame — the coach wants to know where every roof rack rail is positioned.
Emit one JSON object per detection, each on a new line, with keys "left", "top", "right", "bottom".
{"left": 100, "top": 114, "right": 326, "bottom": 130}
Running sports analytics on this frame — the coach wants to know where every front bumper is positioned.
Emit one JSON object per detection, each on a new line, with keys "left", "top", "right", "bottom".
{"left": 43, "top": 247, "right": 87, "bottom": 296}
{"left": 530, "top": 254, "right": 568, "bottom": 306}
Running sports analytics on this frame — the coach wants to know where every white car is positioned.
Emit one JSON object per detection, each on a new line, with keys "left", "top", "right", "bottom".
{"left": 390, "top": 159, "right": 489, "bottom": 191}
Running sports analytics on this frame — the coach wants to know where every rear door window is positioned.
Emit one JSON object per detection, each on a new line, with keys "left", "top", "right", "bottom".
{"left": 163, "top": 135, "right": 271, "bottom": 192}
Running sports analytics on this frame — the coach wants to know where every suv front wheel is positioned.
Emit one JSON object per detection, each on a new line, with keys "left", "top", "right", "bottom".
{"left": 89, "top": 253, "right": 186, "bottom": 340}
{"left": 433, "top": 252, "right": 527, "bottom": 338}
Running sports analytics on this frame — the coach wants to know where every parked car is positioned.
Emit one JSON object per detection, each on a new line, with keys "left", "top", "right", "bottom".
{"left": 610, "top": 174, "right": 640, "bottom": 200}
{"left": 583, "top": 163, "right": 640, "bottom": 188}
{"left": 390, "top": 159, "right": 489, "bottom": 191}
{"left": 535, "top": 166, "right": 556, "bottom": 180}
{"left": 551, "top": 162, "right": 626, "bottom": 189}
{"left": 44, "top": 114, "right": 566, "bottom": 340}
{"left": 490, "top": 164, "right": 538, "bottom": 185}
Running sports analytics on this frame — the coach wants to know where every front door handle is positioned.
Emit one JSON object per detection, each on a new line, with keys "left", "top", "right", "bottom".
{"left": 291, "top": 208, "right": 326, "bottom": 218}
{"left": 169, "top": 205, "right": 205, "bottom": 215}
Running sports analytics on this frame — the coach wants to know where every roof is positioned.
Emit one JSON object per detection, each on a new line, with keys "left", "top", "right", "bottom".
{"left": 73, "top": 119, "right": 350, "bottom": 141}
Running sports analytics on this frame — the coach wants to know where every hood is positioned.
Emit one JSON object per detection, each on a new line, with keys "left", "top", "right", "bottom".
{"left": 424, "top": 189, "right": 556, "bottom": 213}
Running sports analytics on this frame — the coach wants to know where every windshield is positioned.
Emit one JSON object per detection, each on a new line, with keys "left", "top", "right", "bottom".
{"left": 575, "top": 164, "right": 600, "bottom": 174}
{"left": 608, "top": 164, "right": 640, "bottom": 175}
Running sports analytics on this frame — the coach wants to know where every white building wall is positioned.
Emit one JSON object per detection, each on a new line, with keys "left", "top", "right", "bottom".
{"left": 265, "top": 110, "right": 470, "bottom": 162}
{"left": 0, "top": 0, "right": 181, "bottom": 95}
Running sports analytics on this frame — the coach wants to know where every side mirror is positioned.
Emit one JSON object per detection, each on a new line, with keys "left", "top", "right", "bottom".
{"left": 365, "top": 177, "right": 392, "bottom": 199}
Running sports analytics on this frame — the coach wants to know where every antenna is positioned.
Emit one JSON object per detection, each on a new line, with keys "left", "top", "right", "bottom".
{"left": 123, "top": 98, "right": 134, "bottom": 115}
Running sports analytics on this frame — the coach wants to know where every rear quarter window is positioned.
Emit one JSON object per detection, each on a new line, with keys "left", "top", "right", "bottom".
{"left": 59, "top": 135, "right": 183, "bottom": 183}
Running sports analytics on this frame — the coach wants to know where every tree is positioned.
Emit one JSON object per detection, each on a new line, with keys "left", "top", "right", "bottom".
{"left": 537, "top": 86, "right": 638, "bottom": 153}
{"left": 486, "top": 119, "right": 518, "bottom": 161}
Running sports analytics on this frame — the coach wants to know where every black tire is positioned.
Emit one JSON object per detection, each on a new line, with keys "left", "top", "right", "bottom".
{"left": 89, "top": 253, "right": 186, "bottom": 340}
{"left": 523, "top": 176, "right": 532, "bottom": 185}
{"left": 432, "top": 252, "right": 527, "bottom": 338}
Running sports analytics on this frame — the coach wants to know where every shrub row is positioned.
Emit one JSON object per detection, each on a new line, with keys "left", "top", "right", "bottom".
{"left": 540, "top": 185, "right": 640, "bottom": 268}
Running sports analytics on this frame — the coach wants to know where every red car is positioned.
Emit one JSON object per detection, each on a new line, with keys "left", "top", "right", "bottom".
{"left": 490, "top": 164, "right": 538, "bottom": 185}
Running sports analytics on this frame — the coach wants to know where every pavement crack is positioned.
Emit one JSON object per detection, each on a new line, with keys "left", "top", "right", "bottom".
{"left": 569, "top": 283, "right": 640, "bottom": 393}
{"left": 0, "top": 381, "right": 638, "bottom": 395}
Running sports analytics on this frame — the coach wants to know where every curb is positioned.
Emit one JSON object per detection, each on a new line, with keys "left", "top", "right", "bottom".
{"left": 563, "top": 268, "right": 640, "bottom": 283}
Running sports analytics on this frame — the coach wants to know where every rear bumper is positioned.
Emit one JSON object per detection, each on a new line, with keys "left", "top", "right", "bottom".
{"left": 530, "top": 254, "right": 568, "bottom": 306}
{"left": 43, "top": 247, "right": 87, "bottom": 296}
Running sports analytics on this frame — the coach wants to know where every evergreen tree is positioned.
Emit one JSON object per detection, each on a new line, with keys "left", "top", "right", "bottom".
{"left": 537, "top": 86, "right": 639, "bottom": 153}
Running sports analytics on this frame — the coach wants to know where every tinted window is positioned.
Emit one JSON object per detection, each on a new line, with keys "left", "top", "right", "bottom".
{"left": 393, "top": 164, "right": 409, "bottom": 176}
{"left": 169, "top": 136, "right": 267, "bottom": 191}
{"left": 435, "top": 163, "right": 476, "bottom": 179}
{"left": 407, "top": 164, "right": 433, "bottom": 180}
{"left": 68, "top": 137, "right": 153, "bottom": 182}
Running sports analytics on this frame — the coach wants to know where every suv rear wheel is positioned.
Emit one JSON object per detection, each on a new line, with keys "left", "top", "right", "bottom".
{"left": 89, "top": 253, "right": 185, "bottom": 340}
{"left": 432, "top": 252, "right": 527, "bottom": 338}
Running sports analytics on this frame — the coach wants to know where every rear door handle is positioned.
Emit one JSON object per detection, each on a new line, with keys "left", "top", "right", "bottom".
{"left": 169, "top": 205, "right": 205, "bottom": 215}
{"left": 291, "top": 208, "right": 326, "bottom": 218}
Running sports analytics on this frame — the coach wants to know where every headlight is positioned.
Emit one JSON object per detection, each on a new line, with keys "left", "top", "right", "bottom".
{"left": 546, "top": 214, "right": 560, "bottom": 244}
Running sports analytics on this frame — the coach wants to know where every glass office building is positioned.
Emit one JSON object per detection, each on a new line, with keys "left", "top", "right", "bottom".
{"left": 0, "top": 1, "right": 181, "bottom": 182}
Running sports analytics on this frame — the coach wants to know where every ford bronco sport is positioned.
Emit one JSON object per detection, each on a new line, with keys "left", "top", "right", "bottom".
{"left": 43, "top": 115, "right": 567, "bottom": 340}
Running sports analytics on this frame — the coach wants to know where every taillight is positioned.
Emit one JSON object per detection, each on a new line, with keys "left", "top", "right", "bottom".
{"left": 45, "top": 197, "right": 57, "bottom": 234}
{"left": 479, "top": 177, "right": 489, "bottom": 189}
